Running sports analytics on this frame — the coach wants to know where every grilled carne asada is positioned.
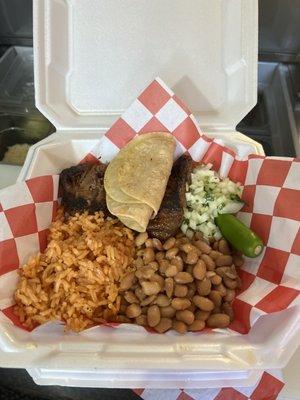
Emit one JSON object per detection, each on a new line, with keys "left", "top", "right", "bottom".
{"left": 60, "top": 162, "right": 109, "bottom": 216}
{"left": 147, "top": 154, "right": 193, "bottom": 240}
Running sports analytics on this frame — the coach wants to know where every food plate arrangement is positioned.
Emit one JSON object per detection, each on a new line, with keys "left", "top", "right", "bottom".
{"left": 0, "top": 78, "right": 299, "bottom": 389}
{"left": 14, "top": 131, "right": 259, "bottom": 334}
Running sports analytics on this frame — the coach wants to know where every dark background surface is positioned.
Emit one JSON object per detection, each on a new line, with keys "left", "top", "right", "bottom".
{"left": 0, "top": 0, "right": 299, "bottom": 399}
{"left": 0, "top": 368, "right": 140, "bottom": 400}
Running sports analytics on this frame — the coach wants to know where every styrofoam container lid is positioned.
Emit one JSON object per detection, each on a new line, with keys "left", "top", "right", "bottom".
{"left": 34, "top": 0, "right": 257, "bottom": 132}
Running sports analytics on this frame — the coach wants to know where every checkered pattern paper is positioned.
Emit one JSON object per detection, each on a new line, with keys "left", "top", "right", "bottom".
{"left": 133, "top": 370, "right": 285, "bottom": 400}
{"left": 0, "top": 176, "right": 59, "bottom": 313}
{"left": 0, "top": 78, "right": 299, "bottom": 337}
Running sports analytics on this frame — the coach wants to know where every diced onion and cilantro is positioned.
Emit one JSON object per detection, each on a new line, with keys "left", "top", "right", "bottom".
{"left": 181, "top": 164, "right": 244, "bottom": 240}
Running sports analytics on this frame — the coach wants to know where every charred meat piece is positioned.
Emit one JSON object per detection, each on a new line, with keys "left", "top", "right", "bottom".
{"left": 147, "top": 154, "right": 193, "bottom": 241}
{"left": 60, "top": 162, "right": 109, "bottom": 216}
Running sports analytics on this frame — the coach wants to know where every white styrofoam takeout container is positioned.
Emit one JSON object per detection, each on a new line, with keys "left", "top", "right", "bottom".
{"left": 2, "top": 0, "right": 299, "bottom": 389}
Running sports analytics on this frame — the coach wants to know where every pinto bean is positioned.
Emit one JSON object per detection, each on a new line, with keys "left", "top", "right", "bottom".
{"left": 120, "top": 272, "right": 136, "bottom": 291}
{"left": 124, "top": 291, "right": 138, "bottom": 304}
{"left": 152, "top": 238, "right": 163, "bottom": 251}
{"left": 188, "top": 320, "right": 205, "bottom": 332}
{"left": 147, "top": 305, "right": 161, "bottom": 327}
{"left": 163, "top": 237, "right": 176, "bottom": 250}
{"left": 166, "top": 247, "right": 179, "bottom": 260}
{"left": 195, "top": 310, "right": 210, "bottom": 321}
{"left": 185, "top": 250, "right": 199, "bottom": 265}
{"left": 135, "top": 314, "right": 147, "bottom": 326}
{"left": 126, "top": 304, "right": 142, "bottom": 319}
{"left": 171, "top": 256, "right": 184, "bottom": 271}
{"left": 174, "top": 284, "right": 188, "bottom": 298}
{"left": 160, "top": 305, "right": 176, "bottom": 318}
{"left": 215, "top": 255, "right": 233, "bottom": 267}
{"left": 218, "top": 239, "right": 231, "bottom": 255}
{"left": 174, "top": 272, "right": 193, "bottom": 284}
{"left": 141, "top": 281, "right": 161, "bottom": 296}
{"left": 222, "top": 302, "right": 234, "bottom": 322}
{"left": 193, "top": 295, "right": 214, "bottom": 311}
{"left": 140, "top": 295, "right": 157, "bottom": 306}
{"left": 210, "top": 274, "right": 222, "bottom": 285}
{"left": 209, "top": 250, "right": 222, "bottom": 260}
{"left": 159, "top": 259, "right": 170, "bottom": 275}
{"left": 171, "top": 298, "right": 191, "bottom": 311}
{"left": 165, "top": 264, "right": 179, "bottom": 277}
{"left": 151, "top": 274, "right": 165, "bottom": 290}
{"left": 233, "top": 254, "right": 244, "bottom": 267}
{"left": 176, "top": 310, "right": 195, "bottom": 325}
{"left": 156, "top": 294, "right": 171, "bottom": 307}
{"left": 194, "top": 240, "right": 211, "bottom": 254}
{"left": 209, "top": 290, "right": 222, "bottom": 307}
{"left": 154, "top": 318, "right": 172, "bottom": 333}
{"left": 201, "top": 254, "right": 215, "bottom": 270}
{"left": 143, "top": 248, "right": 155, "bottom": 264}
{"left": 173, "top": 320, "right": 187, "bottom": 334}
{"left": 165, "top": 277, "right": 174, "bottom": 298}
{"left": 224, "top": 289, "right": 235, "bottom": 302}
{"left": 193, "top": 260, "right": 206, "bottom": 280}
{"left": 207, "top": 313, "right": 230, "bottom": 328}
{"left": 196, "top": 278, "right": 211, "bottom": 296}
{"left": 135, "top": 232, "right": 148, "bottom": 247}
{"left": 223, "top": 277, "right": 238, "bottom": 289}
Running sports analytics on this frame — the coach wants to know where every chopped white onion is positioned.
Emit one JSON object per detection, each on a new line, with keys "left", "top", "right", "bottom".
{"left": 182, "top": 164, "right": 243, "bottom": 239}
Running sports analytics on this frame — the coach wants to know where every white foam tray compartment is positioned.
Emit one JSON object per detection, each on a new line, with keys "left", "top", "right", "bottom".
{"left": 12, "top": 129, "right": 300, "bottom": 390}
{"left": 27, "top": 367, "right": 263, "bottom": 389}
{"left": 0, "top": 304, "right": 299, "bottom": 388}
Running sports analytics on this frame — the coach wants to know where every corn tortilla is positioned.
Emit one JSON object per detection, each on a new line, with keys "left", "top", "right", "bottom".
{"left": 104, "top": 151, "right": 140, "bottom": 204}
{"left": 104, "top": 132, "right": 175, "bottom": 231}
{"left": 106, "top": 195, "right": 152, "bottom": 232}
{"left": 119, "top": 133, "right": 175, "bottom": 215}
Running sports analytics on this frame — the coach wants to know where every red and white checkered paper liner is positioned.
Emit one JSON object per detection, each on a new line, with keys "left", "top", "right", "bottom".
{"left": 133, "top": 370, "right": 285, "bottom": 400}
{"left": 0, "top": 78, "right": 299, "bottom": 334}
